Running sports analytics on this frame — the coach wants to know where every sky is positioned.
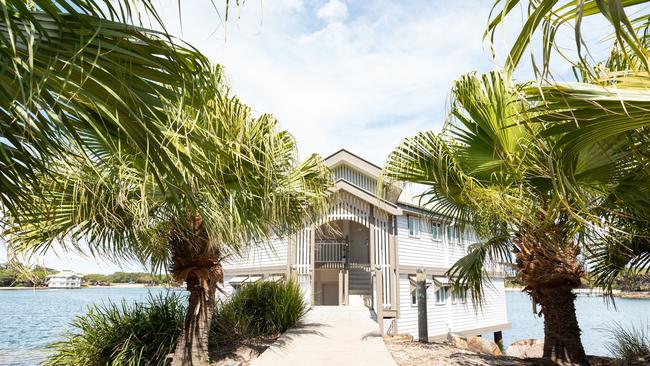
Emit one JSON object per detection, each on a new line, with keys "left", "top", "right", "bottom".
{"left": 2, "top": 0, "right": 617, "bottom": 274}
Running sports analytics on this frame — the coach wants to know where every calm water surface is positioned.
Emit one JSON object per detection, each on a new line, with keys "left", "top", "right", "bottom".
{"left": 501, "top": 291, "right": 650, "bottom": 356}
{"left": 0, "top": 288, "right": 649, "bottom": 365}
{"left": 0, "top": 288, "right": 169, "bottom": 366}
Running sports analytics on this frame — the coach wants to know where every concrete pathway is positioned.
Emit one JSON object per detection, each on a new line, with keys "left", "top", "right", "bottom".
{"left": 252, "top": 306, "right": 397, "bottom": 366}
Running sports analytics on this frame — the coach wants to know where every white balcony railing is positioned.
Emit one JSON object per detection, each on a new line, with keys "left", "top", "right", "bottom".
{"left": 315, "top": 240, "right": 348, "bottom": 264}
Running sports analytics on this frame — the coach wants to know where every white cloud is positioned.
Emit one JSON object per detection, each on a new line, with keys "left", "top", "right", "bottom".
{"left": 151, "top": 0, "right": 510, "bottom": 165}
{"left": 317, "top": 0, "right": 348, "bottom": 23}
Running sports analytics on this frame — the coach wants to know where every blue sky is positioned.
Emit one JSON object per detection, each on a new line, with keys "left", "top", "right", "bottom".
{"left": 3, "top": 0, "right": 617, "bottom": 274}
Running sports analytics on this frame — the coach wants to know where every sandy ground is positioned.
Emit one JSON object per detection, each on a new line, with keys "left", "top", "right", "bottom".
{"left": 384, "top": 339, "right": 614, "bottom": 366}
{"left": 386, "top": 339, "right": 538, "bottom": 366}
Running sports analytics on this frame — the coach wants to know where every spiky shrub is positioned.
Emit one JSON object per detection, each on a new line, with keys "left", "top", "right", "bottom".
{"left": 605, "top": 322, "right": 650, "bottom": 365}
{"left": 210, "top": 280, "right": 306, "bottom": 346}
{"left": 44, "top": 292, "right": 185, "bottom": 366}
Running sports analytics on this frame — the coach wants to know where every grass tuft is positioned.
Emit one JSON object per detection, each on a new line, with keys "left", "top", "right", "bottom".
{"left": 44, "top": 291, "right": 185, "bottom": 366}
{"left": 604, "top": 321, "right": 650, "bottom": 365}
{"left": 210, "top": 279, "right": 306, "bottom": 347}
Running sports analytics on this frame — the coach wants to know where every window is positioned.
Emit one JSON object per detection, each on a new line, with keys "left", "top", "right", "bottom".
{"left": 431, "top": 221, "right": 442, "bottom": 240}
{"left": 408, "top": 215, "right": 420, "bottom": 237}
{"left": 409, "top": 275, "right": 432, "bottom": 306}
{"left": 452, "top": 287, "right": 468, "bottom": 304}
{"left": 435, "top": 286, "right": 447, "bottom": 305}
{"left": 446, "top": 225, "right": 460, "bottom": 243}
{"left": 410, "top": 281, "right": 417, "bottom": 306}
{"left": 463, "top": 228, "right": 477, "bottom": 243}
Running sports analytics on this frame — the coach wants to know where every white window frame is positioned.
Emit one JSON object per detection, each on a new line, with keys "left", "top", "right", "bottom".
{"left": 408, "top": 215, "right": 420, "bottom": 238}
{"left": 446, "top": 224, "right": 460, "bottom": 244}
{"left": 451, "top": 287, "right": 468, "bottom": 305}
{"left": 431, "top": 220, "right": 442, "bottom": 241}
{"left": 408, "top": 275, "right": 432, "bottom": 307}
{"left": 435, "top": 286, "right": 447, "bottom": 305}
{"left": 409, "top": 281, "right": 417, "bottom": 306}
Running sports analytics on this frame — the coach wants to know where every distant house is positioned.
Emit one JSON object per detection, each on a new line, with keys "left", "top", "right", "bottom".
{"left": 47, "top": 270, "right": 84, "bottom": 289}
{"left": 222, "top": 149, "right": 511, "bottom": 341}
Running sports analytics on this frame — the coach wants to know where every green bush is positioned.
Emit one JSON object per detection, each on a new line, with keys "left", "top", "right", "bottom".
{"left": 605, "top": 322, "right": 650, "bottom": 365}
{"left": 210, "top": 280, "right": 306, "bottom": 346}
{"left": 44, "top": 292, "right": 185, "bottom": 366}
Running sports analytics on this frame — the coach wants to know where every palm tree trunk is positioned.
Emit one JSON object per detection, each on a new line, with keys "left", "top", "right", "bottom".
{"left": 535, "top": 285, "right": 590, "bottom": 365}
{"left": 515, "top": 223, "right": 590, "bottom": 366}
{"left": 171, "top": 267, "right": 218, "bottom": 366}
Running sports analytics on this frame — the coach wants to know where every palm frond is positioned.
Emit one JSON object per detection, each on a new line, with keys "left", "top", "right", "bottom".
{"left": 588, "top": 228, "right": 650, "bottom": 294}
{"left": 384, "top": 130, "right": 476, "bottom": 225}
{"left": 0, "top": 1, "right": 213, "bottom": 214}
{"left": 446, "top": 234, "right": 513, "bottom": 305}
{"left": 487, "top": 0, "right": 650, "bottom": 73}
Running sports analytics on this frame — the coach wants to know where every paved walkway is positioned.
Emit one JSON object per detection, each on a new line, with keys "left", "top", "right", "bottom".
{"left": 252, "top": 306, "right": 397, "bottom": 366}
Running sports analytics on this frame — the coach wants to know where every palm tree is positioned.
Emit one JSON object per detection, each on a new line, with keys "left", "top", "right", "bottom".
{"left": 0, "top": 1, "right": 214, "bottom": 215}
{"left": 382, "top": 71, "right": 630, "bottom": 365}
{"left": 485, "top": 0, "right": 650, "bottom": 293}
{"left": 6, "top": 68, "right": 332, "bottom": 365}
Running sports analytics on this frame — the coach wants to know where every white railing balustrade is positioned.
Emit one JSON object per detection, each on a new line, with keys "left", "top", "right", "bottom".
{"left": 315, "top": 240, "right": 348, "bottom": 264}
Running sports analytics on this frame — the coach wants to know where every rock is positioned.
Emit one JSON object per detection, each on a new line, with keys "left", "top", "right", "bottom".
{"left": 447, "top": 333, "right": 468, "bottom": 349}
{"left": 506, "top": 339, "right": 544, "bottom": 358}
{"left": 466, "top": 336, "right": 502, "bottom": 356}
{"left": 385, "top": 334, "right": 413, "bottom": 342}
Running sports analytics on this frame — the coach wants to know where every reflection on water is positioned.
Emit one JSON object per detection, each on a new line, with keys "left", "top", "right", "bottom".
{"left": 0, "top": 288, "right": 648, "bottom": 365}
{"left": 502, "top": 291, "right": 650, "bottom": 356}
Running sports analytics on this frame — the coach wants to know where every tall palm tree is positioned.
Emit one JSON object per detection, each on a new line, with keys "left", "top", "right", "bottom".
{"left": 383, "top": 71, "right": 627, "bottom": 365}
{"left": 1, "top": 1, "right": 214, "bottom": 215}
{"left": 5, "top": 68, "right": 332, "bottom": 365}
{"left": 487, "top": 0, "right": 650, "bottom": 291}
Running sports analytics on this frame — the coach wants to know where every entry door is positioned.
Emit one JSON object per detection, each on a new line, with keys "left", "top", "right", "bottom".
{"left": 322, "top": 284, "right": 339, "bottom": 305}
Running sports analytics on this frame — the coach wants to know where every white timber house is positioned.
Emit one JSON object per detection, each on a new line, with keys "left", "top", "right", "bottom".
{"left": 222, "top": 149, "right": 510, "bottom": 341}
{"left": 47, "top": 270, "right": 84, "bottom": 289}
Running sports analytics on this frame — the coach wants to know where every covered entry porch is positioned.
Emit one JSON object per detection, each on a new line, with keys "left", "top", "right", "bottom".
{"left": 290, "top": 190, "right": 399, "bottom": 333}
{"left": 314, "top": 220, "right": 372, "bottom": 306}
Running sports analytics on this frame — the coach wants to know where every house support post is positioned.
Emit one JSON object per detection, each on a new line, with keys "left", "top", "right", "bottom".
{"left": 375, "top": 266, "right": 384, "bottom": 334}
{"left": 310, "top": 225, "right": 316, "bottom": 308}
{"left": 344, "top": 270, "right": 349, "bottom": 305}
{"left": 494, "top": 331, "right": 503, "bottom": 350}
{"left": 338, "top": 269, "right": 344, "bottom": 306}
{"left": 417, "top": 269, "right": 428, "bottom": 342}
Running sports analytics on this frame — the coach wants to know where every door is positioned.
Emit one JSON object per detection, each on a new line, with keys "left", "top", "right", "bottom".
{"left": 322, "top": 283, "right": 339, "bottom": 305}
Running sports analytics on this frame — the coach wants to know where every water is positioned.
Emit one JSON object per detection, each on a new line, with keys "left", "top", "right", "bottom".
{"left": 0, "top": 288, "right": 649, "bottom": 365}
{"left": 501, "top": 291, "right": 650, "bottom": 356}
{"left": 0, "top": 288, "right": 169, "bottom": 366}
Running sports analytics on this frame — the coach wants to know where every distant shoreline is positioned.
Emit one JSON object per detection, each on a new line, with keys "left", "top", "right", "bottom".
{"left": 506, "top": 287, "right": 650, "bottom": 299}
{"left": 0, "top": 283, "right": 178, "bottom": 291}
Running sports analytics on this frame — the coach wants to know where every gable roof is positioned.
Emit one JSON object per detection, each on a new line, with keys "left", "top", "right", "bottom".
{"left": 323, "top": 149, "right": 382, "bottom": 178}
{"left": 324, "top": 149, "right": 404, "bottom": 204}
{"left": 332, "top": 180, "right": 402, "bottom": 215}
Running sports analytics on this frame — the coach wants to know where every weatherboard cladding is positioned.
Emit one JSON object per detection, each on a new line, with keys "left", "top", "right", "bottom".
{"left": 222, "top": 237, "right": 288, "bottom": 270}
{"left": 397, "top": 275, "right": 508, "bottom": 338}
